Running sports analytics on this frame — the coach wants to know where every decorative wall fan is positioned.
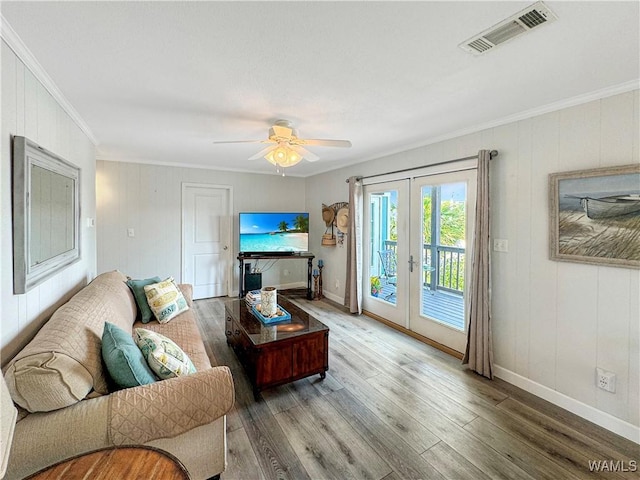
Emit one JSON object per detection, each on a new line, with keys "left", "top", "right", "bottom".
{"left": 214, "top": 120, "right": 351, "bottom": 171}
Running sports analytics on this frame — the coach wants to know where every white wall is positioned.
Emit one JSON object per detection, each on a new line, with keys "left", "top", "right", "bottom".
{"left": 305, "top": 90, "right": 640, "bottom": 440}
{"left": 96, "top": 161, "right": 308, "bottom": 292}
{"left": 1, "top": 41, "right": 97, "bottom": 364}
{"left": 305, "top": 174, "right": 350, "bottom": 303}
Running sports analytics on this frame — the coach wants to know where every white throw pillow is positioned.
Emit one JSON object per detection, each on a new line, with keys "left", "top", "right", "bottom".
{"left": 134, "top": 328, "right": 196, "bottom": 379}
{"left": 143, "top": 277, "right": 189, "bottom": 323}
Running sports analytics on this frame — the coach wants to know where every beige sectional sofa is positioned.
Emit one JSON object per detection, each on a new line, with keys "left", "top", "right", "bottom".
{"left": 2, "top": 271, "right": 234, "bottom": 479}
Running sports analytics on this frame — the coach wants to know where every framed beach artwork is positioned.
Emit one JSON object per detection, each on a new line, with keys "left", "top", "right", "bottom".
{"left": 549, "top": 164, "right": 640, "bottom": 269}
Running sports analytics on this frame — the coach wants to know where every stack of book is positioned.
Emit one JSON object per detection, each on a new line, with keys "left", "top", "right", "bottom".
{"left": 245, "top": 289, "right": 261, "bottom": 307}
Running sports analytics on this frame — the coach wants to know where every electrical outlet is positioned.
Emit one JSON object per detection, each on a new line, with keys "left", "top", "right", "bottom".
{"left": 493, "top": 238, "right": 508, "bottom": 252}
{"left": 596, "top": 368, "right": 616, "bottom": 393}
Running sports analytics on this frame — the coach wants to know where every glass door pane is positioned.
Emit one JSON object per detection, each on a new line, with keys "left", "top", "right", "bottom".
{"left": 362, "top": 180, "right": 408, "bottom": 327}
{"left": 369, "top": 190, "right": 397, "bottom": 305}
{"left": 410, "top": 169, "right": 476, "bottom": 354}
{"left": 421, "top": 182, "right": 466, "bottom": 330}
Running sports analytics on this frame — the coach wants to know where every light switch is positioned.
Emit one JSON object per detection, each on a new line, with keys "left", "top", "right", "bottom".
{"left": 127, "top": 228, "right": 135, "bottom": 238}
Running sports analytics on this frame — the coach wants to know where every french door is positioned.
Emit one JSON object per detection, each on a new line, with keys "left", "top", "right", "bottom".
{"left": 363, "top": 169, "right": 476, "bottom": 354}
{"left": 409, "top": 170, "right": 476, "bottom": 353}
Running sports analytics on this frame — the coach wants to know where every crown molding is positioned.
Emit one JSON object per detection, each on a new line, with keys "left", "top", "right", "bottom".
{"left": 1, "top": 15, "right": 99, "bottom": 146}
{"left": 95, "top": 155, "right": 309, "bottom": 178}
{"left": 454, "top": 79, "right": 640, "bottom": 136}
{"left": 342, "top": 79, "right": 640, "bottom": 174}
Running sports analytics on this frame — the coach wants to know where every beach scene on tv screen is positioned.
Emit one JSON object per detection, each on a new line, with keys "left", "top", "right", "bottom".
{"left": 240, "top": 212, "right": 309, "bottom": 252}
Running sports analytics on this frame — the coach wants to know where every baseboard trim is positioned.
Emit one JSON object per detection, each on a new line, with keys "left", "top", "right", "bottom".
{"left": 276, "top": 281, "right": 306, "bottom": 290}
{"left": 322, "top": 291, "right": 343, "bottom": 305}
{"left": 362, "top": 310, "right": 464, "bottom": 360}
{"left": 494, "top": 365, "right": 640, "bottom": 444}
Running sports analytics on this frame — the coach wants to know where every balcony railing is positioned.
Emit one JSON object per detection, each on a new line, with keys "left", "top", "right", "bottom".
{"left": 383, "top": 240, "right": 465, "bottom": 294}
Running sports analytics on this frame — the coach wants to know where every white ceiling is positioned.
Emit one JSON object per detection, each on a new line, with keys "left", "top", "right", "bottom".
{"left": 2, "top": 1, "right": 639, "bottom": 177}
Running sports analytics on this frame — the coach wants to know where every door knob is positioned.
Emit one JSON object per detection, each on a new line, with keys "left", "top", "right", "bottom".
{"left": 223, "top": 246, "right": 228, "bottom": 250}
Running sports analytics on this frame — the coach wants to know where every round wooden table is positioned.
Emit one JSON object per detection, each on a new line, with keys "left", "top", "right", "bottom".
{"left": 25, "top": 446, "right": 191, "bottom": 479}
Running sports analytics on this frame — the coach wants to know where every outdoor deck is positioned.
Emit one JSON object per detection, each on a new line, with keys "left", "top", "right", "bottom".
{"left": 378, "top": 284, "right": 465, "bottom": 330}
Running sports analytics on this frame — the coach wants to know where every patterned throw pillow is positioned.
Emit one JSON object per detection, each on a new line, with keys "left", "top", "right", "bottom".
{"left": 134, "top": 328, "right": 196, "bottom": 379}
{"left": 102, "top": 322, "right": 157, "bottom": 389}
{"left": 126, "top": 276, "right": 162, "bottom": 323}
{"left": 143, "top": 277, "right": 189, "bottom": 323}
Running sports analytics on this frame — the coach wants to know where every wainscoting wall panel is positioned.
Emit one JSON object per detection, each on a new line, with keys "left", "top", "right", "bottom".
{"left": 1, "top": 41, "right": 96, "bottom": 363}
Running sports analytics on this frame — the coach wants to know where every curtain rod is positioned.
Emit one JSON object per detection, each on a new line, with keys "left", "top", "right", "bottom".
{"left": 345, "top": 150, "right": 498, "bottom": 183}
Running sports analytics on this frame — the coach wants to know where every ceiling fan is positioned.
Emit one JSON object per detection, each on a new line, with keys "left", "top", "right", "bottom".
{"left": 213, "top": 119, "right": 352, "bottom": 169}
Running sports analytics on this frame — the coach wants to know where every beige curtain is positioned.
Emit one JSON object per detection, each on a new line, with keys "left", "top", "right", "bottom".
{"left": 462, "top": 150, "right": 493, "bottom": 379}
{"left": 344, "top": 176, "right": 363, "bottom": 314}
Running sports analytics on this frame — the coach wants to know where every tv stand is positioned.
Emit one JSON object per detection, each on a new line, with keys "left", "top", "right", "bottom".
{"left": 237, "top": 252, "right": 315, "bottom": 300}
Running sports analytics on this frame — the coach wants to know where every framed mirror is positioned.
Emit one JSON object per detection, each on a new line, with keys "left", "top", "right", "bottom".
{"left": 12, "top": 136, "right": 80, "bottom": 294}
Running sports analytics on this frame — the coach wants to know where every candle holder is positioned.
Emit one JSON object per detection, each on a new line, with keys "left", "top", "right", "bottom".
{"left": 313, "top": 271, "right": 320, "bottom": 300}
{"left": 317, "top": 264, "right": 324, "bottom": 300}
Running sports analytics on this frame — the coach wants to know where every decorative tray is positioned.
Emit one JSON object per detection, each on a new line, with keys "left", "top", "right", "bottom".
{"left": 251, "top": 303, "right": 292, "bottom": 324}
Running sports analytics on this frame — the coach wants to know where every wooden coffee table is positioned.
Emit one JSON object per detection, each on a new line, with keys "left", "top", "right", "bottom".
{"left": 225, "top": 296, "right": 329, "bottom": 398}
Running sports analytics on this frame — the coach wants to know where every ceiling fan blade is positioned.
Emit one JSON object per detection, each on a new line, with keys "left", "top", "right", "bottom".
{"left": 213, "top": 139, "right": 277, "bottom": 145}
{"left": 297, "top": 139, "right": 352, "bottom": 148}
{"left": 291, "top": 145, "right": 320, "bottom": 162}
{"left": 248, "top": 145, "right": 277, "bottom": 160}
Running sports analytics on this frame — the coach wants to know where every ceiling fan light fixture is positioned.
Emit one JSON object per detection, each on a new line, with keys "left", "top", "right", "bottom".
{"left": 215, "top": 119, "right": 351, "bottom": 170}
{"left": 264, "top": 144, "right": 303, "bottom": 168}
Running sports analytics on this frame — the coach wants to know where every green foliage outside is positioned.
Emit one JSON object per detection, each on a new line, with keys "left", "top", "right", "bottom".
{"left": 434, "top": 253, "right": 465, "bottom": 292}
{"left": 385, "top": 191, "right": 467, "bottom": 292}
{"left": 422, "top": 195, "right": 465, "bottom": 246}
{"left": 389, "top": 204, "right": 398, "bottom": 241}
{"left": 424, "top": 193, "right": 466, "bottom": 292}
{"left": 387, "top": 195, "right": 465, "bottom": 246}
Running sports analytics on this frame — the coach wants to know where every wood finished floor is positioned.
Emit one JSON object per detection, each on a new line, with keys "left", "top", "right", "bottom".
{"left": 193, "top": 296, "right": 639, "bottom": 480}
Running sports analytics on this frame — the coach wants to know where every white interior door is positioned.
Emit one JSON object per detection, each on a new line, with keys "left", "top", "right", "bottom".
{"left": 182, "top": 184, "right": 232, "bottom": 299}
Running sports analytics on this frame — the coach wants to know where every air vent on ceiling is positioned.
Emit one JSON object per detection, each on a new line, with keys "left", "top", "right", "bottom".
{"left": 459, "top": 1, "right": 557, "bottom": 55}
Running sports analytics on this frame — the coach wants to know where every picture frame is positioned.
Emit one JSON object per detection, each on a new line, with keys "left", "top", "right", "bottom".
{"left": 12, "top": 136, "right": 81, "bottom": 293}
{"left": 549, "top": 164, "right": 640, "bottom": 269}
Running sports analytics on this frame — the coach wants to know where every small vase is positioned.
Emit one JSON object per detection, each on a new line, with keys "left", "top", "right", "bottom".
{"left": 261, "top": 286, "right": 278, "bottom": 317}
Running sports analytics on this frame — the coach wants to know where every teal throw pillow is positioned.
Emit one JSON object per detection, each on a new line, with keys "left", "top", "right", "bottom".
{"left": 127, "top": 276, "right": 162, "bottom": 323}
{"left": 101, "top": 322, "right": 157, "bottom": 389}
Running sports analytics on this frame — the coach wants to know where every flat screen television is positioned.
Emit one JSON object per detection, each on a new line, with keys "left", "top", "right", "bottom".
{"left": 239, "top": 212, "right": 309, "bottom": 254}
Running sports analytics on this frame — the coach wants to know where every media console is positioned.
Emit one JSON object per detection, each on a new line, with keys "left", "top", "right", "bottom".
{"left": 237, "top": 252, "right": 315, "bottom": 300}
